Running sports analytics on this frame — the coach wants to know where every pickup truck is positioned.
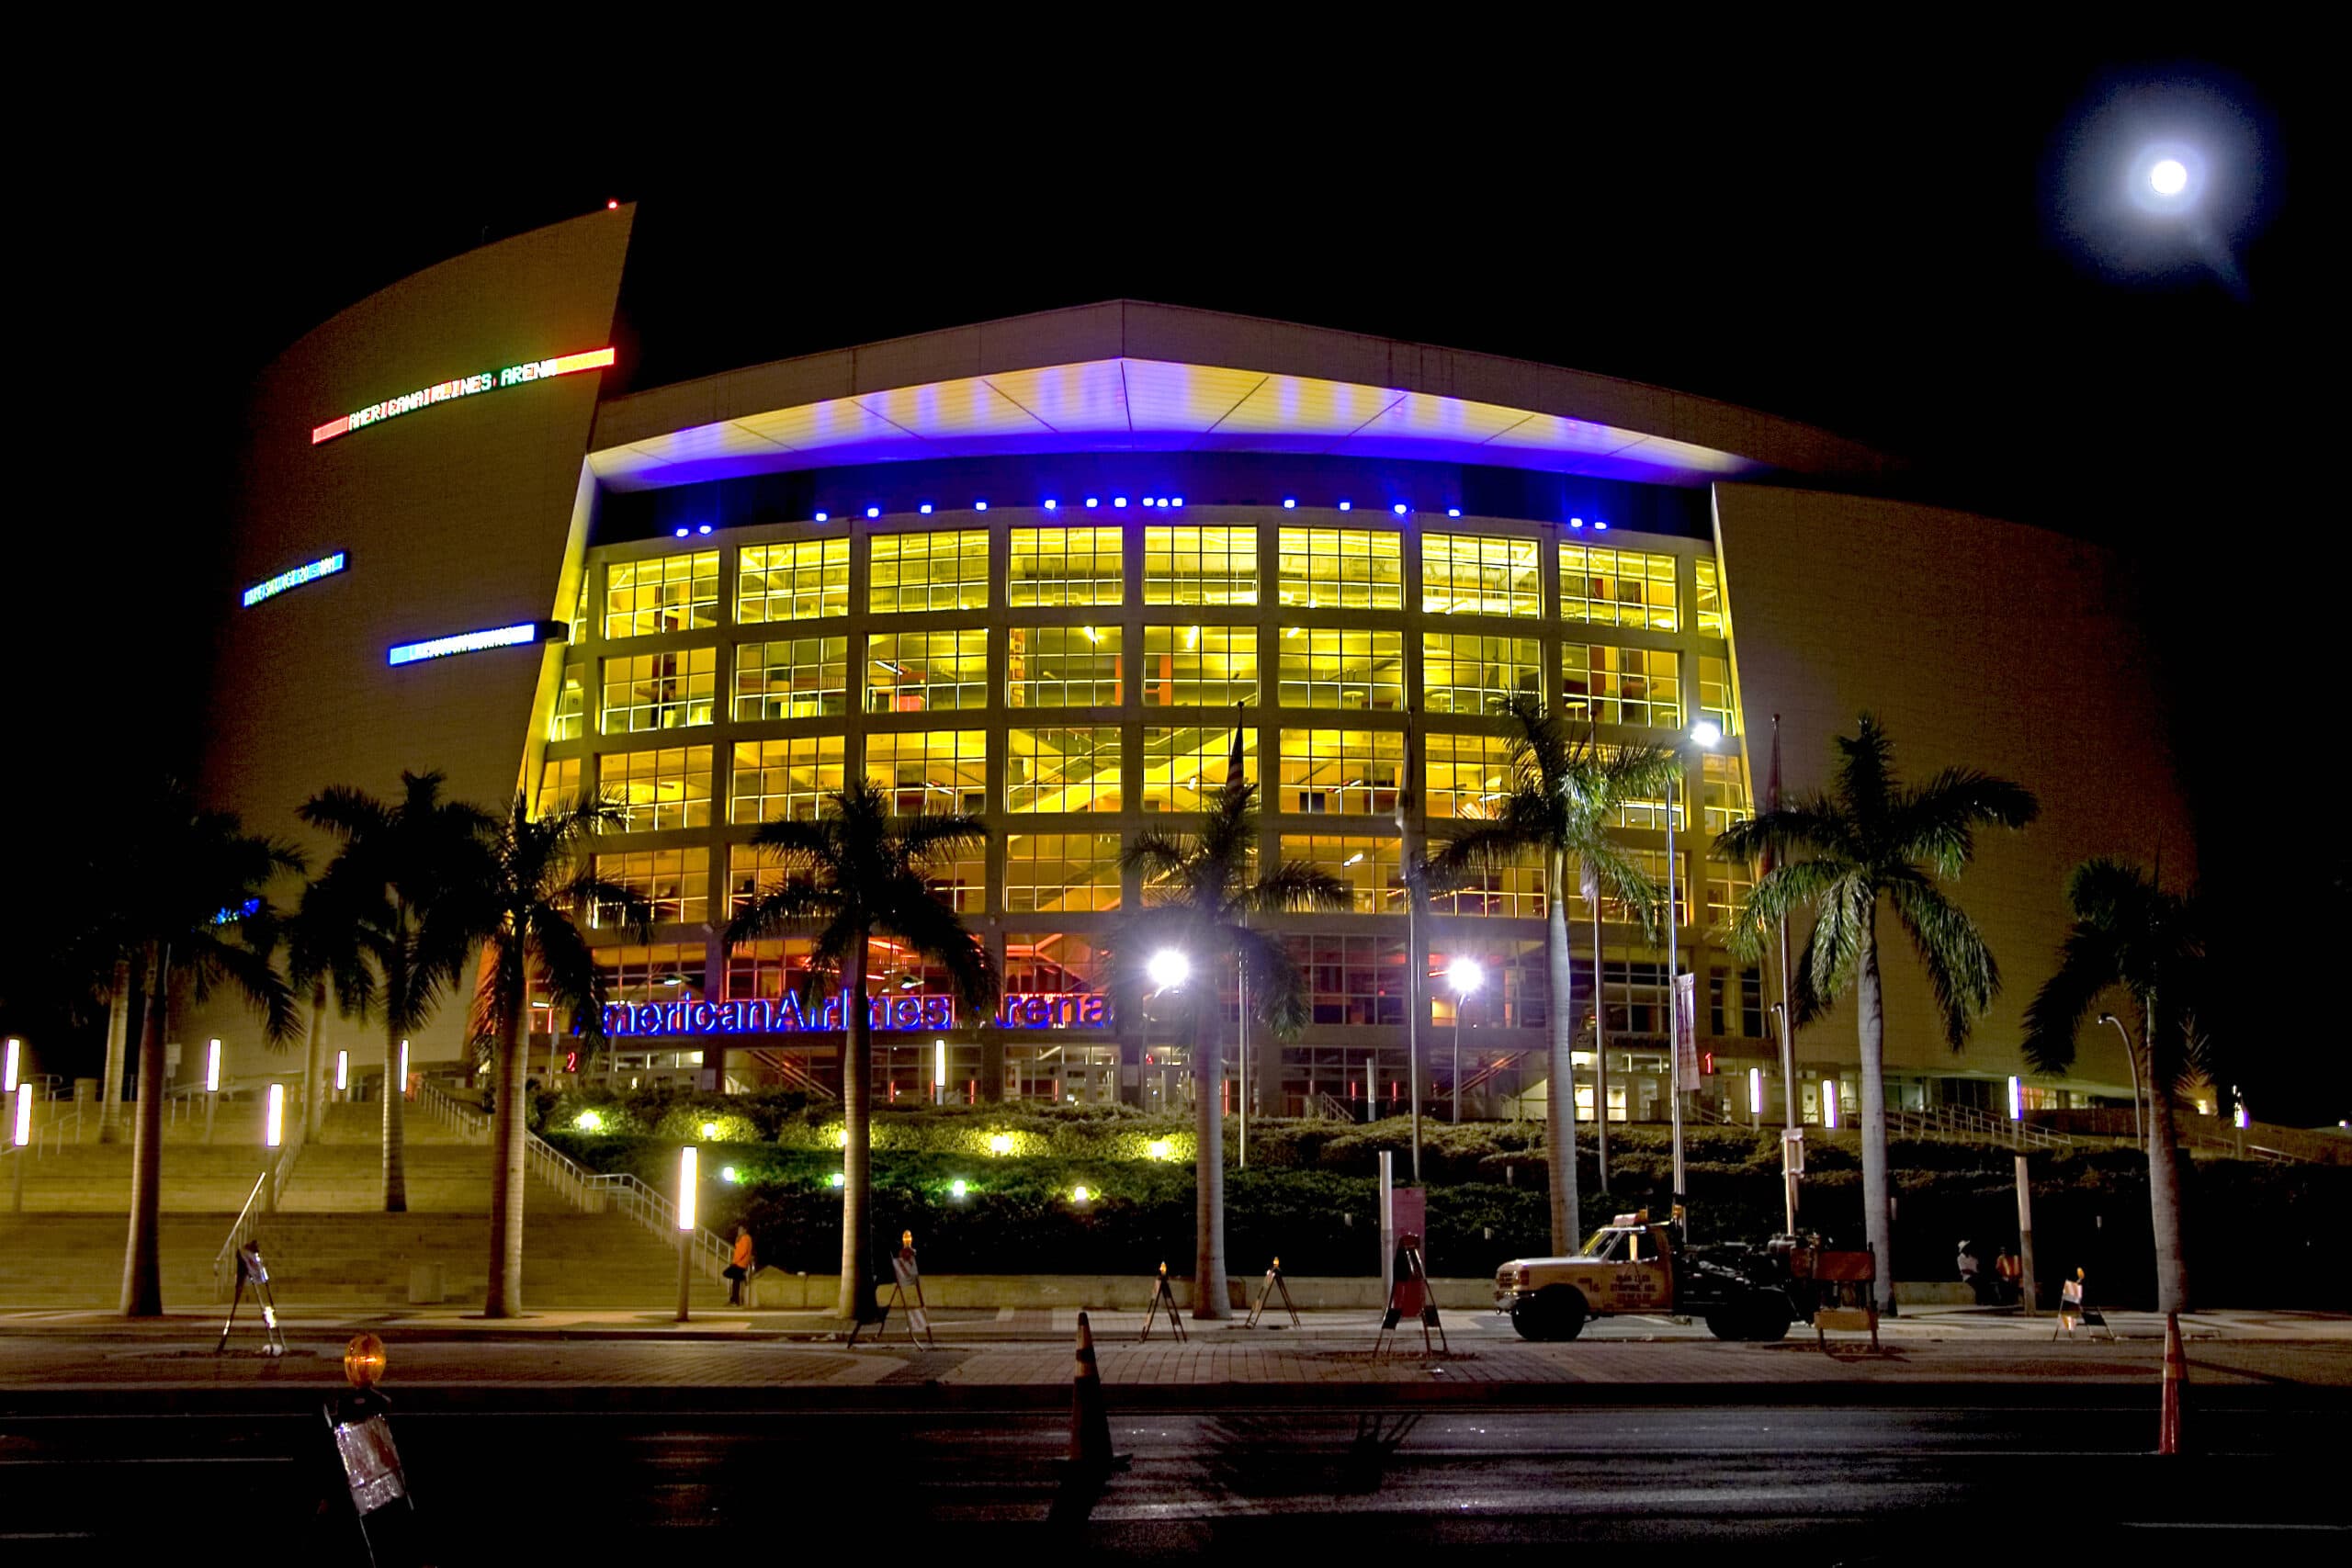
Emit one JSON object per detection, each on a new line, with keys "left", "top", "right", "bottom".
{"left": 1493, "top": 1212, "right": 1817, "bottom": 1342}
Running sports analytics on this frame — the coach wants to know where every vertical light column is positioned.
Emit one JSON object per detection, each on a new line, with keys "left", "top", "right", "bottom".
{"left": 264, "top": 1083, "right": 285, "bottom": 1213}
{"left": 11, "top": 1082, "right": 29, "bottom": 1213}
{"left": 205, "top": 1039, "right": 222, "bottom": 1145}
{"left": 675, "top": 1145, "right": 698, "bottom": 1322}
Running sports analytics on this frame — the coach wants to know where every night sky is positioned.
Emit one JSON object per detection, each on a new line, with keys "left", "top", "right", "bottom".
{"left": 12, "top": 48, "right": 2312, "bottom": 1102}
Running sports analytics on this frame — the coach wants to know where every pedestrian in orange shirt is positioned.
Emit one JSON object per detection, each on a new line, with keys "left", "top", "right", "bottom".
{"left": 726, "top": 1225, "right": 755, "bottom": 1306}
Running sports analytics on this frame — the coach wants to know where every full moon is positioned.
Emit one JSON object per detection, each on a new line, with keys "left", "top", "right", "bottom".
{"left": 2150, "top": 158, "right": 2188, "bottom": 196}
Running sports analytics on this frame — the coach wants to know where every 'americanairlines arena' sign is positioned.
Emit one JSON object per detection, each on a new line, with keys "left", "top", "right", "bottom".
{"left": 603, "top": 991, "right": 1111, "bottom": 1039}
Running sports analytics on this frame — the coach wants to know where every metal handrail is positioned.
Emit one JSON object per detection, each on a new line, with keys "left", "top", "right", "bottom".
{"left": 524, "top": 1126, "right": 734, "bottom": 1282}
{"left": 212, "top": 1170, "right": 271, "bottom": 1302}
{"left": 416, "top": 1080, "right": 491, "bottom": 1145}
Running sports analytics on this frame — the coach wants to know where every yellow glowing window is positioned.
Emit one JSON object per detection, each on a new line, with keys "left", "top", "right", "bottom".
{"left": 1422, "top": 534, "right": 1541, "bottom": 617}
{"left": 1009, "top": 526, "right": 1124, "bottom": 607}
{"left": 605, "top": 550, "right": 719, "bottom": 638}
{"left": 1561, "top": 645, "right": 1679, "bottom": 728}
{"left": 600, "top": 745, "right": 713, "bottom": 832}
{"left": 1695, "top": 556, "right": 1724, "bottom": 637}
{"left": 1707, "top": 864, "right": 1755, "bottom": 928}
{"left": 1144, "top": 525, "right": 1257, "bottom": 606}
{"left": 729, "top": 735, "right": 845, "bottom": 824}
{"left": 567, "top": 575, "right": 592, "bottom": 645}
{"left": 739, "top": 539, "right": 849, "bottom": 624}
{"left": 1003, "top": 833, "right": 1124, "bottom": 913}
{"left": 1420, "top": 634, "right": 1542, "bottom": 716}
{"left": 1702, "top": 752, "right": 1752, "bottom": 834}
{"left": 1008, "top": 626, "right": 1123, "bottom": 708}
{"left": 922, "top": 844, "right": 987, "bottom": 913}
{"left": 1007, "top": 728, "right": 1124, "bottom": 813}
{"left": 866, "top": 730, "right": 987, "bottom": 816}
{"left": 735, "top": 637, "right": 849, "bottom": 721}
{"left": 1560, "top": 545, "right": 1679, "bottom": 631}
{"left": 1577, "top": 850, "right": 1689, "bottom": 926}
{"left": 1276, "top": 527, "right": 1403, "bottom": 609}
{"left": 1423, "top": 733, "right": 1516, "bottom": 821}
{"left": 867, "top": 628, "right": 989, "bottom": 713}
{"left": 594, "top": 846, "right": 708, "bottom": 928}
{"left": 601, "top": 649, "right": 717, "bottom": 733}
{"left": 1699, "top": 654, "right": 1736, "bottom": 736}
{"left": 1276, "top": 728, "right": 1407, "bottom": 817}
{"left": 1140, "top": 625, "right": 1257, "bottom": 705}
{"left": 1274, "top": 627, "right": 1404, "bottom": 710}
{"left": 548, "top": 660, "right": 587, "bottom": 742}
{"left": 1140, "top": 726, "right": 1258, "bottom": 813}
{"left": 870, "top": 530, "right": 989, "bottom": 613}
{"left": 534, "top": 758, "right": 582, "bottom": 820}
{"left": 590, "top": 942, "right": 706, "bottom": 1005}
{"left": 1279, "top": 833, "right": 1403, "bottom": 913}
{"left": 1426, "top": 851, "right": 1546, "bottom": 918}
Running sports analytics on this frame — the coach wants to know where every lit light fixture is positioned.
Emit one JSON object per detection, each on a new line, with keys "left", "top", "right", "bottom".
{"left": 400, "top": 1039, "right": 410, "bottom": 1089}
{"left": 933, "top": 1039, "right": 946, "bottom": 1093}
{"left": 1593, "top": 521, "right": 1609, "bottom": 532}
{"left": 1114, "top": 496, "right": 1128, "bottom": 508}
{"left": 1147, "top": 949, "right": 1191, "bottom": 990}
{"left": 1085, "top": 497, "right": 1100, "bottom": 508}
{"left": 1082, "top": 626, "right": 1101, "bottom": 643}
{"left": 950, "top": 1179, "right": 968, "bottom": 1198}
{"left": 1447, "top": 508, "right": 1462, "bottom": 517}
{"left": 1448, "top": 956, "right": 1484, "bottom": 996}
{"left": 1823, "top": 1087, "right": 1838, "bottom": 1130}
{"left": 1341, "top": 852, "right": 1364, "bottom": 866}
{"left": 1044, "top": 499, "right": 1057, "bottom": 511}
{"left": 1147, "top": 1139, "right": 1172, "bottom": 1161}
{"left": 865, "top": 506, "right": 880, "bottom": 519}
{"left": 1690, "top": 719, "right": 1723, "bottom": 749}
{"left": 988, "top": 1134, "right": 1013, "bottom": 1155}
{"left": 12, "top": 1082, "right": 29, "bottom": 1147}
{"left": 1170, "top": 496, "right": 1184, "bottom": 507}
{"left": 677, "top": 1146, "right": 698, "bottom": 1230}
{"left": 697, "top": 524, "right": 713, "bottom": 535}
{"left": 1568, "top": 517, "right": 1585, "bottom": 530}
{"left": 206, "top": 1039, "right": 222, "bottom": 1094}
{"left": 1393, "top": 502, "right": 1408, "bottom": 515}
{"left": 1283, "top": 499, "right": 1297, "bottom": 509}
{"left": 814, "top": 512, "right": 830, "bottom": 523}
{"left": 3, "top": 1037, "right": 18, "bottom": 1093}
{"left": 266, "top": 1084, "right": 285, "bottom": 1148}
{"left": 700, "top": 1122, "right": 719, "bottom": 1140}
{"left": 2233, "top": 1103, "right": 2250, "bottom": 1130}
{"left": 1338, "top": 501, "right": 1351, "bottom": 511}
{"left": 674, "top": 526, "right": 689, "bottom": 538}
{"left": 720, "top": 1166, "right": 740, "bottom": 1184}
{"left": 335, "top": 1051, "right": 348, "bottom": 1092}
{"left": 2007, "top": 1075, "right": 2023, "bottom": 1122}
{"left": 576, "top": 1109, "right": 604, "bottom": 1132}
{"left": 1072, "top": 1185, "right": 1091, "bottom": 1203}
{"left": 1748, "top": 1067, "right": 1763, "bottom": 1116}
{"left": 2150, "top": 157, "right": 2188, "bottom": 195}
{"left": 920, "top": 503, "right": 933, "bottom": 514}
{"left": 974, "top": 500, "right": 988, "bottom": 512}
{"left": 830, "top": 1171, "right": 846, "bottom": 1189}
{"left": 606, "top": 198, "right": 620, "bottom": 210}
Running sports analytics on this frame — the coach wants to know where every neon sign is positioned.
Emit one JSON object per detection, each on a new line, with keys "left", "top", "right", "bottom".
{"left": 602, "top": 991, "right": 1111, "bottom": 1038}
{"left": 243, "top": 551, "right": 345, "bottom": 607}
{"left": 388, "top": 620, "right": 566, "bottom": 667}
{"left": 311, "top": 347, "right": 616, "bottom": 446}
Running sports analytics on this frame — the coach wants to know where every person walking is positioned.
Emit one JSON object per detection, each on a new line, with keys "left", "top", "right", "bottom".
{"left": 726, "top": 1224, "right": 755, "bottom": 1306}
{"left": 1993, "top": 1246, "right": 2022, "bottom": 1305}
{"left": 1956, "top": 1239, "right": 1982, "bottom": 1303}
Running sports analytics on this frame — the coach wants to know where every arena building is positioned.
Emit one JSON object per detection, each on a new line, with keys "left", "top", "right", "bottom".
{"left": 192, "top": 205, "right": 2193, "bottom": 1127}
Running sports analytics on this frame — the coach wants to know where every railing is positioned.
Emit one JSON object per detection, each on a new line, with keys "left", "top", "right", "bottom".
{"left": 1886, "top": 1103, "right": 2076, "bottom": 1151}
{"left": 417, "top": 1080, "right": 490, "bottom": 1145}
{"left": 212, "top": 1170, "right": 271, "bottom": 1302}
{"left": 1456, "top": 1051, "right": 1529, "bottom": 1097}
{"left": 1312, "top": 1092, "right": 1354, "bottom": 1122}
{"left": 525, "top": 1127, "right": 735, "bottom": 1284}
{"left": 741, "top": 1047, "right": 839, "bottom": 1102}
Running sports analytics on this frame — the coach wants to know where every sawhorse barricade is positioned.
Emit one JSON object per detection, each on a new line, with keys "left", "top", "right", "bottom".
{"left": 1374, "top": 1234, "right": 1447, "bottom": 1356}
{"left": 2054, "top": 1271, "right": 2114, "bottom": 1341}
{"left": 1810, "top": 1248, "right": 1881, "bottom": 1354}
{"left": 1246, "top": 1257, "right": 1301, "bottom": 1329}
{"left": 1140, "top": 1261, "right": 1188, "bottom": 1342}
{"left": 865, "top": 1230, "right": 937, "bottom": 1348}
{"left": 218, "top": 1241, "right": 286, "bottom": 1357}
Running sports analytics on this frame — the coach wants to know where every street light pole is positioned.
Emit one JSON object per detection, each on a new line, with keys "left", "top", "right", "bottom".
{"left": 2098, "top": 1012, "right": 2144, "bottom": 1155}
{"left": 1664, "top": 721, "right": 1720, "bottom": 1232}
{"left": 1448, "top": 957, "right": 1483, "bottom": 1127}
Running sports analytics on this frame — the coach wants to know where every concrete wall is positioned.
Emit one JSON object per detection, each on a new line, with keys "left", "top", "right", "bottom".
{"left": 1713, "top": 483, "right": 2197, "bottom": 1095}
{"left": 194, "top": 209, "right": 635, "bottom": 1080}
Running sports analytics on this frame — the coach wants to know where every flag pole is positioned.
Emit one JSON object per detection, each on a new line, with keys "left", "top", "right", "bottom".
{"left": 1770, "top": 713, "right": 1799, "bottom": 1235}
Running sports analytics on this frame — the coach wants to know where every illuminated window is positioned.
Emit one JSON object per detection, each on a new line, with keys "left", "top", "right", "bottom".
{"left": 1009, "top": 626, "right": 1123, "bottom": 708}
{"left": 1008, "top": 526, "right": 1124, "bottom": 606}
{"left": 1274, "top": 627, "right": 1404, "bottom": 710}
{"left": 1007, "top": 728, "right": 1125, "bottom": 813}
{"left": 1426, "top": 846, "right": 1546, "bottom": 917}
{"left": 605, "top": 551, "right": 718, "bottom": 638}
{"left": 1284, "top": 933, "right": 1407, "bottom": 1026}
{"left": 1707, "top": 863, "right": 1755, "bottom": 929}
{"left": 1422, "top": 534, "right": 1541, "bottom": 617}
{"left": 591, "top": 942, "right": 708, "bottom": 1006}
{"left": 594, "top": 847, "right": 708, "bottom": 927}
{"left": 1699, "top": 654, "right": 1736, "bottom": 736}
{"left": 1276, "top": 728, "right": 1406, "bottom": 816}
{"left": 567, "top": 576, "right": 592, "bottom": 644}
{"left": 1143, "top": 525, "right": 1257, "bottom": 606}
{"left": 728, "top": 846, "right": 797, "bottom": 916}
{"left": 735, "top": 637, "right": 849, "bottom": 720}
{"left": 1276, "top": 527, "right": 1402, "bottom": 609}
{"left": 721, "top": 936, "right": 816, "bottom": 1002}
{"left": 1423, "top": 733, "right": 1517, "bottom": 819}
{"left": 1561, "top": 645, "right": 1679, "bottom": 728}
{"left": 1576, "top": 850, "right": 1689, "bottom": 926}
{"left": 1140, "top": 726, "right": 1258, "bottom": 812}
{"left": 1141, "top": 625, "right": 1258, "bottom": 705}
{"left": 922, "top": 842, "right": 987, "bottom": 913}
{"left": 866, "top": 628, "right": 989, "bottom": 712}
{"left": 1420, "top": 633, "right": 1542, "bottom": 715}
{"left": 534, "top": 759, "right": 582, "bottom": 821}
{"left": 1695, "top": 556, "right": 1724, "bottom": 637}
{"left": 1607, "top": 747, "right": 1682, "bottom": 831}
{"left": 1003, "top": 832, "right": 1123, "bottom": 912}
{"left": 1279, "top": 833, "right": 1402, "bottom": 913}
{"left": 1005, "top": 932, "right": 1109, "bottom": 995}
{"left": 1560, "top": 544, "right": 1678, "bottom": 631}
{"left": 1702, "top": 752, "right": 1751, "bottom": 833}
{"left": 729, "top": 735, "right": 845, "bottom": 823}
{"left": 601, "top": 746, "right": 714, "bottom": 832}
{"left": 1600, "top": 958, "right": 1670, "bottom": 1038}
{"left": 1433, "top": 939, "right": 1549, "bottom": 1030}
{"left": 739, "top": 539, "right": 849, "bottom": 624}
{"left": 865, "top": 730, "right": 988, "bottom": 816}
{"left": 548, "top": 660, "right": 587, "bottom": 741}
{"left": 601, "top": 649, "right": 716, "bottom": 732}
{"left": 870, "top": 530, "right": 989, "bottom": 613}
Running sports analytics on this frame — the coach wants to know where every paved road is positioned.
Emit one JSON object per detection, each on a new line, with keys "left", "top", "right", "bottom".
{"left": 6, "top": 1401, "right": 2346, "bottom": 1558}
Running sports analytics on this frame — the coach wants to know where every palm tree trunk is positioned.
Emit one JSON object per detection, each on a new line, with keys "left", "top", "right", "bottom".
{"left": 485, "top": 964, "right": 530, "bottom": 1317}
{"left": 302, "top": 981, "right": 328, "bottom": 1142}
{"left": 839, "top": 936, "right": 876, "bottom": 1323}
{"left": 2143, "top": 992, "right": 2189, "bottom": 1314}
{"left": 1855, "top": 915, "right": 1894, "bottom": 1314}
{"left": 119, "top": 942, "right": 168, "bottom": 1316}
{"left": 1589, "top": 901, "right": 1610, "bottom": 1192}
{"left": 381, "top": 1010, "right": 408, "bottom": 1213}
{"left": 1544, "top": 850, "right": 1580, "bottom": 1254}
{"left": 1192, "top": 983, "right": 1230, "bottom": 1319}
{"left": 99, "top": 959, "right": 131, "bottom": 1144}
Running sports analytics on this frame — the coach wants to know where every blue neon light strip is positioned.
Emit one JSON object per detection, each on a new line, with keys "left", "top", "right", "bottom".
{"left": 242, "top": 551, "right": 346, "bottom": 607}
{"left": 387, "top": 620, "right": 565, "bottom": 667}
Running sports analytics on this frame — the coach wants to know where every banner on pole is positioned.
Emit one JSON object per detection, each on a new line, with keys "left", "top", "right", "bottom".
{"left": 1673, "top": 973, "right": 1700, "bottom": 1091}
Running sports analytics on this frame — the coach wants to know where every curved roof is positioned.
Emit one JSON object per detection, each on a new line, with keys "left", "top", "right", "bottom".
{"left": 588, "top": 300, "right": 1899, "bottom": 493}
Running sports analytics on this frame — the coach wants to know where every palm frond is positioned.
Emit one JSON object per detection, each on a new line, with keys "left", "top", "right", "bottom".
{"left": 1894, "top": 766, "right": 2041, "bottom": 878}
{"left": 1883, "top": 874, "right": 1998, "bottom": 1050}
{"left": 1249, "top": 861, "right": 1352, "bottom": 915}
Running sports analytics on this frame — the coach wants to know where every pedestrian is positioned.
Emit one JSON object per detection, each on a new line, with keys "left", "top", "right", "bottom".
{"left": 725, "top": 1224, "right": 754, "bottom": 1306}
{"left": 1994, "top": 1246, "right": 2022, "bottom": 1305}
{"left": 1956, "top": 1238, "right": 1982, "bottom": 1303}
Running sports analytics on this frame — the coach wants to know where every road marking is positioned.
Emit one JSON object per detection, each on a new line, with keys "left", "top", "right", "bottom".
{"left": 2121, "top": 1523, "right": 2349, "bottom": 1532}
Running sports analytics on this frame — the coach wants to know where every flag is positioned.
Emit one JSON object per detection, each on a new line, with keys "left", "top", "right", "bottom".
{"left": 1227, "top": 700, "right": 1247, "bottom": 782}
{"left": 1761, "top": 712, "right": 1783, "bottom": 878}
{"left": 1673, "top": 972, "right": 1701, "bottom": 1091}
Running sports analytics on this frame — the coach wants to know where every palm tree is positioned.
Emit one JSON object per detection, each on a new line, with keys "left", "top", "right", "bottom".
{"left": 300, "top": 771, "right": 498, "bottom": 1213}
{"left": 723, "top": 776, "right": 996, "bottom": 1324}
{"left": 474, "top": 791, "right": 650, "bottom": 1317}
{"left": 1120, "top": 776, "right": 1349, "bottom": 1319}
{"left": 2020, "top": 859, "right": 2208, "bottom": 1314}
{"left": 1430, "top": 694, "right": 1678, "bottom": 1254}
{"left": 107, "top": 780, "right": 303, "bottom": 1315}
{"left": 1715, "top": 714, "right": 2038, "bottom": 1313}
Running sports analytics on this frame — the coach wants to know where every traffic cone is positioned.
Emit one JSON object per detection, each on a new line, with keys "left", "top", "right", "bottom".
{"left": 1068, "top": 1311, "right": 1119, "bottom": 1474}
{"left": 2158, "top": 1311, "right": 2187, "bottom": 1455}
